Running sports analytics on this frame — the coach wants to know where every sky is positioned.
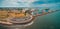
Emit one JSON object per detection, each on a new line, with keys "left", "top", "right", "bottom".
{"left": 0, "top": 0, "right": 60, "bottom": 10}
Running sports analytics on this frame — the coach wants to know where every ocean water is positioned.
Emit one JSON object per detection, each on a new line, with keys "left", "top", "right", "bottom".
{"left": 26, "top": 11, "right": 60, "bottom": 29}
{"left": 0, "top": 11, "right": 60, "bottom": 29}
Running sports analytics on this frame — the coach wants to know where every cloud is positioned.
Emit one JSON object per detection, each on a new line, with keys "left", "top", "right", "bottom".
{"left": 32, "top": 0, "right": 60, "bottom": 5}
{"left": 32, "top": 2, "right": 60, "bottom": 7}
{"left": 0, "top": 0, "right": 60, "bottom": 8}
{"left": 1, "top": 0, "right": 18, "bottom": 7}
{"left": 18, "top": 0, "right": 36, "bottom": 3}
{"left": 30, "top": 2, "right": 60, "bottom": 10}
{"left": 1, "top": 0, "right": 38, "bottom": 7}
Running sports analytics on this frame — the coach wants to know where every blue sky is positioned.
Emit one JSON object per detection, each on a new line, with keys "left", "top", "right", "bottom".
{"left": 0, "top": 0, "right": 60, "bottom": 10}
